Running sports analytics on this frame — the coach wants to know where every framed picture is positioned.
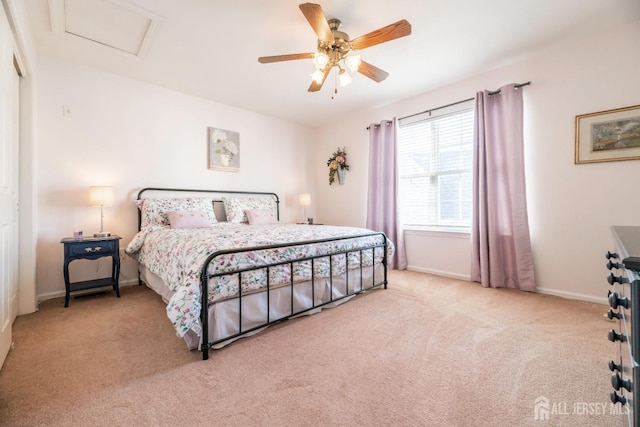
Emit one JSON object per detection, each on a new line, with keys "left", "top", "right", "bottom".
{"left": 575, "top": 105, "right": 640, "bottom": 164}
{"left": 208, "top": 127, "right": 240, "bottom": 172}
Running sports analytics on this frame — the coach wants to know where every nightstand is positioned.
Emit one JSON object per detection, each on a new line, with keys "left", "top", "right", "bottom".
{"left": 60, "top": 235, "right": 122, "bottom": 307}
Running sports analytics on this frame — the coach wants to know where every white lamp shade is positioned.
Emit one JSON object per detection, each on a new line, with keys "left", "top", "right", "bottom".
{"left": 338, "top": 69, "right": 353, "bottom": 87}
{"left": 313, "top": 52, "right": 329, "bottom": 69}
{"left": 89, "top": 186, "right": 114, "bottom": 207}
{"left": 344, "top": 54, "right": 361, "bottom": 72}
{"left": 298, "top": 193, "right": 311, "bottom": 207}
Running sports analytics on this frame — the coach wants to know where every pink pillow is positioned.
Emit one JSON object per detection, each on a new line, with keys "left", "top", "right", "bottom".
{"left": 167, "top": 211, "right": 213, "bottom": 229}
{"left": 245, "top": 209, "right": 278, "bottom": 225}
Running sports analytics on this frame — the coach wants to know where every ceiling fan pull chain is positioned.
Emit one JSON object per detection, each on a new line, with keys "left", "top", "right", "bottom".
{"left": 332, "top": 67, "right": 339, "bottom": 100}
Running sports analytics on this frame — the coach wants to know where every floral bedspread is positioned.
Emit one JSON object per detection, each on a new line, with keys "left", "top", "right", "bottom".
{"left": 125, "top": 223, "right": 393, "bottom": 338}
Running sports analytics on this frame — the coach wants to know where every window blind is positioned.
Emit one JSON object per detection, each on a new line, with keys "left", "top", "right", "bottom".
{"left": 398, "top": 107, "right": 474, "bottom": 231}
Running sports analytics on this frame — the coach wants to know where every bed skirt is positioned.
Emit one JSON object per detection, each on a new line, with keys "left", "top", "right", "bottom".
{"left": 140, "top": 263, "right": 383, "bottom": 350}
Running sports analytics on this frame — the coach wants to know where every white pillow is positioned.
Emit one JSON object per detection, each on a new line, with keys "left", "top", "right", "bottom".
{"left": 139, "top": 198, "right": 216, "bottom": 228}
{"left": 245, "top": 209, "right": 278, "bottom": 225}
{"left": 222, "top": 197, "right": 277, "bottom": 223}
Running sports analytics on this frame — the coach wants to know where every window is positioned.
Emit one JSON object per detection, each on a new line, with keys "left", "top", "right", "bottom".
{"left": 398, "top": 106, "right": 474, "bottom": 232}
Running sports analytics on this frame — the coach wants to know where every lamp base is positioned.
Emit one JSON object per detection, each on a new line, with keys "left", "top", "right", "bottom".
{"left": 93, "top": 231, "right": 111, "bottom": 237}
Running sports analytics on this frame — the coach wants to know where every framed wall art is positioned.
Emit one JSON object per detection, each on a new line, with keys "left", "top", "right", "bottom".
{"left": 208, "top": 127, "right": 240, "bottom": 172}
{"left": 575, "top": 105, "right": 640, "bottom": 164}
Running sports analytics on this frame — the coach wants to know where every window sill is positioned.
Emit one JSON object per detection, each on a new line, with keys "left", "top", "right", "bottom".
{"left": 402, "top": 226, "right": 470, "bottom": 238}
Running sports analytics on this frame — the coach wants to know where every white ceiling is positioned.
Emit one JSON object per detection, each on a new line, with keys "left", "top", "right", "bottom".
{"left": 23, "top": 0, "right": 640, "bottom": 128}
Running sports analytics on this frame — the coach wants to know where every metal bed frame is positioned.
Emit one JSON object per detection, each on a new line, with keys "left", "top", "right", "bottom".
{"left": 136, "top": 187, "right": 389, "bottom": 360}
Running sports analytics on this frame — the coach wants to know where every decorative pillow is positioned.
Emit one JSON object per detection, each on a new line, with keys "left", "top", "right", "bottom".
{"left": 222, "top": 197, "right": 277, "bottom": 223}
{"left": 139, "top": 198, "right": 216, "bottom": 228}
{"left": 167, "top": 211, "right": 213, "bottom": 229}
{"left": 245, "top": 209, "right": 278, "bottom": 225}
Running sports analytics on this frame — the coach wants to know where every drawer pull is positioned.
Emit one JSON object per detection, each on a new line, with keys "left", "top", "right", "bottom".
{"left": 84, "top": 246, "right": 102, "bottom": 253}
{"left": 608, "top": 329, "right": 627, "bottom": 343}
{"left": 606, "top": 251, "right": 619, "bottom": 260}
{"left": 607, "top": 309, "right": 622, "bottom": 320}
{"left": 608, "top": 292, "right": 630, "bottom": 310}
{"left": 607, "top": 273, "right": 629, "bottom": 285}
{"left": 611, "top": 372, "right": 633, "bottom": 392}
{"left": 606, "top": 261, "right": 623, "bottom": 270}
{"left": 610, "top": 391, "right": 627, "bottom": 405}
{"left": 609, "top": 360, "right": 622, "bottom": 372}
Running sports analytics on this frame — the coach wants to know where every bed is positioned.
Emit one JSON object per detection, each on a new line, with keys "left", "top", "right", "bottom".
{"left": 126, "top": 187, "right": 393, "bottom": 360}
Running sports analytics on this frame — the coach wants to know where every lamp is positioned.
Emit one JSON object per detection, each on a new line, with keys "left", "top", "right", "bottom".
{"left": 298, "top": 193, "right": 311, "bottom": 224}
{"left": 89, "top": 186, "right": 114, "bottom": 237}
{"left": 313, "top": 52, "right": 330, "bottom": 69}
{"left": 344, "top": 54, "right": 361, "bottom": 72}
{"left": 338, "top": 68, "right": 352, "bottom": 87}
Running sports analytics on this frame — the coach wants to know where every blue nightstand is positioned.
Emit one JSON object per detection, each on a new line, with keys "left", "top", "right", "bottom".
{"left": 60, "top": 235, "right": 122, "bottom": 307}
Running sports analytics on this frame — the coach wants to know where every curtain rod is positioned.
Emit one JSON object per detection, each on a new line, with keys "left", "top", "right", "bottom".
{"left": 366, "top": 121, "right": 392, "bottom": 130}
{"left": 365, "top": 81, "right": 531, "bottom": 129}
{"left": 396, "top": 81, "right": 531, "bottom": 122}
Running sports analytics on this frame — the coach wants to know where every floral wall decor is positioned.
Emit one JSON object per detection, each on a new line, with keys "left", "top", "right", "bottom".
{"left": 327, "top": 146, "right": 349, "bottom": 185}
{"left": 208, "top": 127, "right": 240, "bottom": 172}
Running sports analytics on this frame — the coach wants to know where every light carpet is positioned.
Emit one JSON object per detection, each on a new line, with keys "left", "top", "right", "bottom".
{"left": 0, "top": 270, "right": 620, "bottom": 426}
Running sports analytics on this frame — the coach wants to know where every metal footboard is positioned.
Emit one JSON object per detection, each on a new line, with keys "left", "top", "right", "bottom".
{"left": 199, "top": 232, "right": 388, "bottom": 360}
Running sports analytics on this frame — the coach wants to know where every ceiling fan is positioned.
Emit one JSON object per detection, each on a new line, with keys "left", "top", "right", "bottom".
{"left": 257, "top": 3, "right": 412, "bottom": 94}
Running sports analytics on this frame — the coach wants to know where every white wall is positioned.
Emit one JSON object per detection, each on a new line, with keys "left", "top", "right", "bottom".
{"left": 35, "top": 55, "right": 316, "bottom": 299}
{"left": 314, "top": 19, "right": 640, "bottom": 302}
{"left": 33, "top": 18, "right": 640, "bottom": 303}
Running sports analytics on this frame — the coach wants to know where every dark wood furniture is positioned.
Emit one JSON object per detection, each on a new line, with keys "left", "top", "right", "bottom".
{"left": 61, "top": 235, "right": 122, "bottom": 307}
{"left": 607, "top": 226, "right": 640, "bottom": 425}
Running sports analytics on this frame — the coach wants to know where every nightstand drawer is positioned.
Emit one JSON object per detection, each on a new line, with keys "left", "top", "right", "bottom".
{"left": 68, "top": 240, "right": 116, "bottom": 256}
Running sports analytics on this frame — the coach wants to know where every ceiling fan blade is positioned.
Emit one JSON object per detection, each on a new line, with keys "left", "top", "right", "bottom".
{"left": 358, "top": 60, "right": 389, "bottom": 82}
{"left": 350, "top": 19, "right": 412, "bottom": 50}
{"left": 299, "top": 3, "right": 334, "bottom": 43}
{"left": 308, "top": 67, "right": 331, "bottom": 92}
{"left": 258, "top": 53, "right": 315, "bottom": 63}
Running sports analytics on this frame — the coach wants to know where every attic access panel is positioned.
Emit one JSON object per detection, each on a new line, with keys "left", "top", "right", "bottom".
{"left": 49, "top": 0, "right": 163, "bottom": 56}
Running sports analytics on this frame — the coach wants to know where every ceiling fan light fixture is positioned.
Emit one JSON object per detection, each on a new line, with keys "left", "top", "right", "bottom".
{"left": 338, "top": 68, "right": 352, "bottom": 87}
{"left": 313, "top": 52, "right": 330, "bottom": 69}
{"left": 344, "top": 54, "right": 361, "bottom": 72}
{"left": 257, "top": 3, "right": 412, "bottom": 94}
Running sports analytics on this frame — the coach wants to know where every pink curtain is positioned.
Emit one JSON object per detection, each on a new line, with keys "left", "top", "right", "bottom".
{"left": 366, "top": 119, "right": 407, "bottom": 270}
{"left": 471, "top": 84, "right": 536, "bottom": 291}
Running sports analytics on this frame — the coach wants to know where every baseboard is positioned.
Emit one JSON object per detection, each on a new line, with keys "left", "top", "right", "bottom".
{"left": 405, "top": 267, "right": 608, "bottom": 305}
{"left": 536, "top": 287, "right": 607, "bottom": 305}
{"left": 39, "top": 274, "right": 608, "bottom": 306}
{"left": 119, "top": 278, "right": 140, "bottom": 287}
{"left": 37, "top": 278, "right": 140, "bottom": 303}
{"left": 406, "top": 265, "right": 471, "bottom": 281}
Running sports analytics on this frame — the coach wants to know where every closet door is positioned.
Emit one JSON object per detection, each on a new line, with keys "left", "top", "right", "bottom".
{"left": 0, "top": 4, "right": 19, "bottom": 370}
